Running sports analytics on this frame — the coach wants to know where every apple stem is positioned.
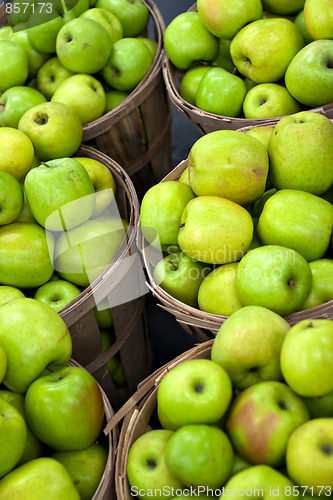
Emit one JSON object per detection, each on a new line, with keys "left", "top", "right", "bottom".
{"left": 40, "top": 161, "right": 51, "bottom": 168}
{"left": 46, "top": 366, "right": 55, "bottom": 372}
{"left": 179, "top": 223, "right": 185, "bottom": 229}
{"left": 168, "top": 259, "right": 177, "bottom": 270}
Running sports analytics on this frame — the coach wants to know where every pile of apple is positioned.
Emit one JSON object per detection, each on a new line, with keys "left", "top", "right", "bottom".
{"left": 140, "top": 111, "right": 333, "bottom": 318}
{"left": 163, "top": 0, "right": 333, "bottom": 120}
{"left": 0, "top": 296, "right": 109, "bottom": 499}
{"left": 126, "top": 306, "right": 333, "bottom": 497}
{"left": 0, "top": 0, "right": 156, "bottom": 127}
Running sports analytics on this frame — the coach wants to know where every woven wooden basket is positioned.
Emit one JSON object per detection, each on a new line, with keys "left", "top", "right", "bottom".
{"left": 162, "top": 3, "right": 333, "bottom": 135}
{"left": 51, "top": 145, "right": 153, "bottom": 412}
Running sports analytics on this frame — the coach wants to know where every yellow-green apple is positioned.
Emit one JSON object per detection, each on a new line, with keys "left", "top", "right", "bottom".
{"left": 163, "top": 12, "right": 219, "bottom": 71}
{"left": 25, "top": 366, "right": 104, "bottom": 451}
{"left": 18, "top": 101, "right": 83, "bottom": 161}
{"left": 80, "top": 7, "right": 123, "bottom": 43}
{"left": 37, "top": 57, "right": 74, "bottom": 100}
{"left": 178, "top": 168, "right": 190, "bottom": 186}
{"left": 102, "top": 37, "right": 153, "bottom": 91}
{"left": 243, "top": 83, "right": 301, "bottom": 119}
{"left": 0, "top": 390, "right": 43, "bottom": 465}
{"left": 234, "top": 245, "right": 312, "bottom": 316}
{"left": 0, "top": 457, "right": 81, "bottom": 499}
{"left": 126, "top": 429, "right": 183, "bottom": 499}
{"left": 304, "top": 0, "right": 333, "bottom": 39}
{"left": 280, "top": 319, "right": 333, "bottom": 397}
{"left": 153, "top": 251, "right": 211, "bottom": 308}
{"left": 286, "top": 419, "right": 333, "bottom": 495}
{"left": 56, "top": 18, "right": 111, "bottom": 74}
{"left": 294, "top": 9, "right": 314, "bottom": 44}
{"left": 15, "top": 183, "right": 36, "bottom": 223}
{"left": 0, "top": 26, "right": 12, "bottom": 40}
{"left": 0, "top": 127, "right": 34, "bottom": 180}
{"left": 213, "top": 39, "right": 234, "bottom": 72}
{"left": 140, "top": 181, "right": 195, "bottom": 249}
{"left": 256, "top": 189, "right": 333, "bottom": 261}
{"left": 178, "top": 196, "right": 254, "bottom": 265}
{"left": 0, "top": 285, "right": 25, "bottom": 306}
{"left": 285, "top": 40, "right": 333, "bottom": 107}
{"left": 197, "top": 0, "right": 263, "bottom": 40}
{"left": 0, "top": 347, "right": 6, "bottom": 384}
{"left": 226, "top": 381, "right": 309, "bottom": 467}
{"left": 165, "top": 424, "right": 234, "bottom": 489}
{"left": 51, "top": 443, "right": 108, "bottom": 500}
{"left": 268, "top": 111, "right": 333, "bottom": 194}
{"left": 0, "top": 40, "right": 29, "bottom": 93}
{"left": 34, "top": 280, "right": 81, "bottom": 312}
{"left": 245, "top": 126, "right": 274, "bottom": 150}
{"left": 224, "top": 465, "right": 294, "bottom": 498}
{"left": 180, "top": 65, "right": 214, "bottom": 105}
{"left": 230, "top": 18, "right": 304, "bottom": 83}
{"left": 0, "top": 86, "right": 46, "bottom": 129}
{"left": 0, "top": 298, "right": 72, "bottom": 393}
{"left": 0, "top": 171, "right": 23, "bottom": 225}
{"left": 51, "top": 74, "right": 106, "bottom": 125}
{"left": 0, "top": 397, "right": 27, "bottom": 478}
{"left": 301, "top": 259, "right": 333, "bottom": 309}
{"left": 27, "top": 12, "right": 65, "bottom": 54}
{"left": 197, "top": 262, "right": 242, "bottom": 316}
{"left": 157, "top": 359, "right": 232, "bottom": 430}
{"left": 187, "top": 130, "right": 269, "bottom": 205}
{"left": 105, "top": 89, "right": 129, "bottom": 111}
{"left": 195, "top": 67, "right": 247, "bottom": 117}
{"left": 262, "top": 0, "right": 305, "bottom": 15}
{"left": 24, "top": 157, "right": 95, "bottom": 231}
{"left": 95, "top": 0, "right": 149, "bottom": 37}
{"left": 0, "top": 222, "right": 54, "bottom": 288}
{"left": 53, "top": 217, "right": 124, "bottom": 286}
{"left": 303, "top": 392, "right": 333, "bottom": 418}
{"left": 211, "top": 305, "right": 290, "bottom": 390}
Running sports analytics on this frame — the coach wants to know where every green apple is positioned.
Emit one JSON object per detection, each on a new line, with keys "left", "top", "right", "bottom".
{"left": 0, "top": 171, "right": 24, "bottom": 225}
{"left": 137, "top": 37, "right": 158, "bottom": 60}
{"left": 127, "top": 429, "right": 183, "bottom": 499}
{"left": 294, "top": 9, "right": 314, "bottom": 44}
{"left": 230, "top": 18, "right": 304, "bottom": 83}
{"left": 153, "top": 251, "right": 211, "bottom": 308}
{"left": 188, "top": 130, "right": 269, "bottom": 205}
{"left": 165, "top": 424, "right": 234, "bottom": 489}
{"left": 224, "top": 465, "right": 294, "bottom": 498}
{"left": 105, "top": 89, "right": 129, "bottom": 111}
{"left": 0, "top": 26, "right": 12, "bottom": 40}
{"left": 66, "top": 0, "right": 90, "bottom": 17}
{"left": 54, "top": 217, "right": 124, "bottom": 286}
{"left": 99, "top": 329, "right": 126, "bottom": 386}
{"left": 286, "top": 419, "right": 333, "bottom": 496}
{"left": 0, "top": 222, "right": 54, "bottom": 289}
{"left": 0, "top": 457, "right": 81, "bottom": 499}
{"left": 245, "top": 126, "right": 274, "bottom": 150}
{"left": 140, "top": 181, "right": 195, "bottom": 249}
{"left": 180, "top": 65, "right": 214, "bottom": 106}
{"left": 0, "top": 127, "right": 34, "bottom": 181}
{"left": 25, "top": 157, "right": 95, "bottom": 231}
{"left": 262, "top": 0, "right": 305, "bottom": 15}
{"left": 80, "top": 7, "right": 123, "bottom": 43}
{"left": 304, "top": 0, "right": 333, "bottom": 39}
{"left": 213, "top": 39, "right": 235, "bottom": 72}
{"left": 257, "top": 189, "right": 333, "bottom": 261}
{"left": 178, "top": 196, "right": 254, "bottom": 265}
{"left": 51, "top": 443, "right": 108, "bottom": 500}
{"left": 18, "top": 101, "right": 83, "bottom": 161}
{"left": 0, "top": 347, "right": 7, "bottom": 384}
{"left": 94, "top": 297, "right": 113, "bottom": 328}
{"left": 37, "top": 57, "right": 74, "bottom": 100}
{"left": 51, "top": 74, "right": 106, "bottom": 125}
{"left": 197, "top": 262, "right": 243, "bottom": 316}
{"left": 211, "top": 305, "right": 290, "bottom": 389}
{"left": 15, "top": 182, "right": 37, "bottom": 223}
{"left": 56, "top": 18, "right": 112, "bottom": 74}
{"left": 9, "top": 27, "right": 49, "bottom": 79}
{"left": 280, "top": 319, "right": 333, "bottom": 397}
{"left": 25, "top": 366, "right": 104, "bottom": 451}
{"left": 267, "top": 111, "right": 333, "bottom": 194}
{"left": 0, "top": 285, "right": 25, "bottom": 306}
{"left": 234, "top": 245, "right": 312, "bottom": 316}
{"left": 34, "top": 280, "right": 81, "bottom": 312}
{"left": 163, "top": 12, "right": 219, "bottom": 71}
{"left": 0, "top": 298, "right": 72, "bottom": 393}
{"left": 195, "top": 66, "right": 247, "bottom": 117}
{"left": 301, "top": 259, "right": 333, "bottom": 309}
{"left": 0, "top": 390, "right": 43, "bottom": 465}
{"left": 243, "top": 83, "right": 301, "bottom": 119}
{"left": 0, "top": 397, "right": 27, "bottom": 478}
{"left": 303, "top": 392, "right": 333, "bottom": 418}
{"left": 157, "top": 358, "right": 232, "bottom": 430}
{"left": 102, "top": 37, "right": 153, "bottom": 91}
{"left": 74, "top": 157, "right": 116, "bottom": 216}
{"left": 197, "top": 0, "right": 263, "bottom": 40}
{"left": 0, "top": 40, "right": 29, "bottom": 93}
{"left": 27, "top": 12, "right": 65, "bottom": 54}
{"left": 251, "top": 188, "right": 277, "bottom": 217}
{"left": 285, "top": 40, "right": 333, "bottom": 107}
{"left": 0, "top": 86, "right": 46, "bottom": 128}
{"left": 226, "top": 381, "right": 309, "bottom": 467}
{"left": 95, "top": 0, "right": 149, "bottom": 37}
